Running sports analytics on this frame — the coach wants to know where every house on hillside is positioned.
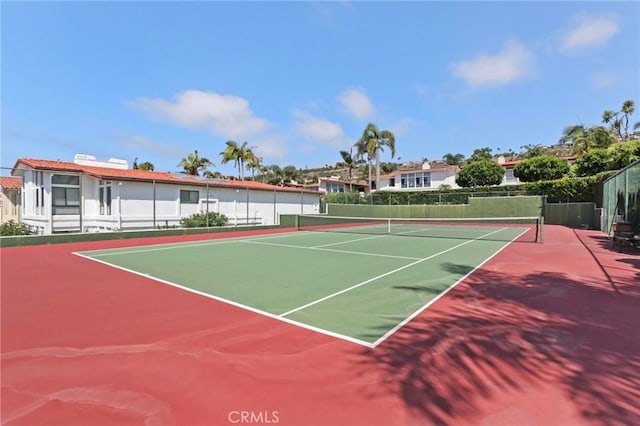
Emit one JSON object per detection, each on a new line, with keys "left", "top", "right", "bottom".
{"left": 315, "top": 177, "right": 369, "bottom": 194}
{"left": 0, "top": 176, "right": 22, "bottom": 223}
{"left": 375, "top": 162, "right": 460, "bottom": 191}
{"left": 496, "top": 155, "right": 577, "bottom": 186}
{"left": 12, "top": 154, "right": 320, "bottom": 235}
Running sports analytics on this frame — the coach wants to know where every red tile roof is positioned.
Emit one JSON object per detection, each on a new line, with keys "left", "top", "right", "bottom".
{"left": 0, "top": 176, "right": 22, "bottom": 190}
{"left": 12, "top": 158, "right": 321, "bottom": 195}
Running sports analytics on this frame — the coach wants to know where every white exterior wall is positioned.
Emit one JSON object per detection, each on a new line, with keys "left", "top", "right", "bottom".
{"left": 19, "top": 169, "right": 52, "bottom": 234}
{"left": 378, "top": 170, "right": 459, "bottom": 191}
{"left": 14, "top": 165, "right": 320, "bottom": 234}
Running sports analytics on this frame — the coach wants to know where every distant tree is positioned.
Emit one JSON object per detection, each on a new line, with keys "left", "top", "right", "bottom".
{"left": 203, "top": 170, "right": 224, "bottom": 179}
{"left": 456, "top": 159, "right": 504, "bottom": 187}
{"left": 513, "top": 155, "right": 570, "bottom": 182}
{"left": 380, "top": 162, "right": 398, "bottom": 174}
{"left": 246, "top": 154, "right": 263, "bottom": 180}
{"left": 133, "top": 158, "right": 154, "bottom": 170}
{"left": 442, "top": 153, "right": 465, "bottom": 165}
{"left": 468, "top": 147, "right": 493, "bottom": 162}
{"left": 560, "top": 125, "right": 617, "bottom": 154}
{"left": 572, "top": 149, "right": 611, "bottom": 177}
{"left": 339, "top": 148, "right": 361, "bottom": 191}
{"left": 354, "top": 134, "right": 375, "bottom": 188}
{"left": 282, "top": 165, "right": 299, "bottom": 183}
{"left": 220, "top": 140, "right": 255, "bottom": 179}
{"left": 178, "top": 150, "right": 213, "bottom": 176}
{"left": 358, "top": 123, "right": 396, "bottom": 190}
{"left": 265, "top": 165, "right": 283, "bottom": 185}
{"left": 519, "top": 144, "right": 549, "bottom": 159}
{"left": 620, "top": 100, "right": 636, "bottom": 140}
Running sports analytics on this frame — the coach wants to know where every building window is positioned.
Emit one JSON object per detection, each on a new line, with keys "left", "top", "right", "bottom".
{"left": 52, "top": 174, "right": 80, "bottom": 215}
{"left": 389, "top": 178, "right": 395, "bottom": 187}
{"left": 326, "top": 182, "right": 345, "bottom": 193}
{"left": 52, "top": 175, "right": 80, "bottom": 185}
{"left": 180, "top": 190, "right": 199, "bottom": 204}
{"left": 99, "top": 181, "right": 112, "bottom": 215}
{"left": 399, "top": 172, "right": 431, "bottom": 188}
{"left": 34, "top": 171, "right": 45, "bottom": 215}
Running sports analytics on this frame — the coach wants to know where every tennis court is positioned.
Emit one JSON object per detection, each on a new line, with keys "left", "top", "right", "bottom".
{"left": 75, "top": 215, "right": 538, "bottom": 347}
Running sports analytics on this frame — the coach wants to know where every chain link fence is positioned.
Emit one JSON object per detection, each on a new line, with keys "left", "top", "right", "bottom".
{"left": 602, "top": 159, "right": 640, "bottom": 234}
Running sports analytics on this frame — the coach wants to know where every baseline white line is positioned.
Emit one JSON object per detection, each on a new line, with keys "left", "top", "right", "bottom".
{"left": 279, "top": 227, "right": 509, "bottom": 318}
{"left": 240, "top": 239, "right": 421, "bottom": 261}
{"left": 72, "top": 252, "right": 375, "bottom": 348}
{"left": 79, "top": 230, "right": 314, "bottom": 257}
{"left": 370, "top": 226, "right": 530, "bottom": 348}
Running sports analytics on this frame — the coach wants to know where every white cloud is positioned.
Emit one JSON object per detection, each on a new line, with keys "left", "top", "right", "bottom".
{"left": 561, "top": 14, "right": 619, "bottom": 52}
{"left": 390, "top": 118, "right": 416, "bottom": 137}
{"left": 450, "top": 40, "right": 536, "bottom": 88}
{"left": 292, "top": 110, "right": 352, "bottom": 150}
{"left": 590, "top": 72, "right": 617, "bottom": 89}
{"left": 129, "top": 90, "right": 270, "bottom": 139}
{"left": 251, "top": 135, "right": 288, "bottom": 162}
{"left": 337, "top": 88, "right": 375, "bottom": 119}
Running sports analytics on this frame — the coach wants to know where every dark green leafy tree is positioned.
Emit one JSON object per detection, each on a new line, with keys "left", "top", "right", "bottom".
{"left": 442, "top": 153, "right": 465, "bottom": 165}
{"left": 456, "top": 159, "right": 504, "bottom": 187}
{"left": 572, "top": 149, "right": 611, "bottom": 177}
{"left": 513, "top": 155, "right": 570, "bottom": 182}
{"left": 282, "top": 165, "right": 299, "bottom": 183}
{"left": 468, "top": 147, "right": 493, "bottom": 162}
{"left": 265, "top": 165, "right": 283, "bottom": 185}
{"left": 133, "top": 158, "right": 155, "bottom": 171}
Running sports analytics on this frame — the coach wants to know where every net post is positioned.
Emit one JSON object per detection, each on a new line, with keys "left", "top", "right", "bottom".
{"left": 387, "top": 218, "right": 391, "bottom": 235}
{"left": 538, "top": 216, "right": 544, "bottom": 243}
{"left": 295, "top": 214, "right": 300, "bottom": 231}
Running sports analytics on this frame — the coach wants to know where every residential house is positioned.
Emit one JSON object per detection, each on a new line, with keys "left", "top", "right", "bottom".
{"left": 0, "top": 176, "right": 22, "bottom": 223}
{"left": 376, "top": 162, "right": 460, "bottom": 191}
{"left": 12, "top": 154, "right": 320, "bottom": 235}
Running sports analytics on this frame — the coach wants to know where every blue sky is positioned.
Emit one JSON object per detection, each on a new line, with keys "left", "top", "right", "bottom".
{"left": 2, "top": 1, "right": 639, "bottom": 177}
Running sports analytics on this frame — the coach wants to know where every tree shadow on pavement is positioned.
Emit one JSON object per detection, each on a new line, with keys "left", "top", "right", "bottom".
{"left": 353, "top": 265, "right": 640, "bottom": 426}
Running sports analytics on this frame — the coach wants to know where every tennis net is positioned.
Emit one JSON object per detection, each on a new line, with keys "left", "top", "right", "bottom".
{"left": 296, "top": 214, "right": 543, "bottom": 243}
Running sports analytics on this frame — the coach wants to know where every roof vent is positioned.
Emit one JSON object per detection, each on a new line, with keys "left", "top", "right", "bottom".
{"left": 73, "top": 154, "right": 128, "bottom": 169}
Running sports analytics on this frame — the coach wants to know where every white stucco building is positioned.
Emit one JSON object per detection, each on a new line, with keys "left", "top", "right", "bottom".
{"left": 12, "top": 155, "right": 320, "bottom": 234}
{"left": 375, "top": 163, "right": 461, "bottom": 191}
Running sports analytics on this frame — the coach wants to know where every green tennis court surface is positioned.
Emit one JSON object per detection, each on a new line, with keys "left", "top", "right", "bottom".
{"left": 75, "top": 222, "right": 532, "bottom": 347}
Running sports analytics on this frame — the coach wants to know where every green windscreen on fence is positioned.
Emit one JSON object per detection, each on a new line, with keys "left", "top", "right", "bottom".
{"left": 327, "top": 196, "right": 544, "bottom": 219}
{"left": 602, "top": 160, "right": 640, "bottom": 234}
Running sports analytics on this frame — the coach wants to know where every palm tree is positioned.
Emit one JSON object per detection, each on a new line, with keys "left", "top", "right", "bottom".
{"left": 220, "top": 140, "right": 254, "bottom": 179}
{"left": 353, "top": 137, "right": 375, "bottom": 190}
{"left": 178, "top": 150, "right": 213, "bottom": 176}
{"left": 560, "top": 124, "right": 590, "bottom": 155}
{"left": 621, "top": 100, "right": 635, "bottom": 140}
{"left": 339, "top": 148, "right": 361, "bottom": 191}
{"left": 560, "top": 124, "right": 617, "bottom": 155}
{"left": 359, "top": 123, "right": 396, "bottom": 191}
{"left": 246, "top": 153, "right": 263, "bottom": 180}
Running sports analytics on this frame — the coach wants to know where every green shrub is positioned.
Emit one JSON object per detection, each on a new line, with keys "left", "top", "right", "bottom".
{"left": 180, "top": 212, "right": 228, "bottom": 228}
{"left": 0, "top": 220, "right": 33, "bottom": 236}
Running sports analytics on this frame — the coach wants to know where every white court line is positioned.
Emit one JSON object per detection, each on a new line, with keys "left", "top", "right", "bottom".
{"left": 279, "top": 227, "right": 509, "bottom": 318}
{"left": 80, "top": 229, "right": 313, "bottom": 257}
{"left": 312, "top": 234, "right": 387, "bottom": 248}
{"left": 240, "top": 239, "right": 421, "bottom": 261}
{"left": 370, "top": 226, "right": 530, "bottom": 347}
{"left": 72, "top": 251, "right": 376, "bottom": 348}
